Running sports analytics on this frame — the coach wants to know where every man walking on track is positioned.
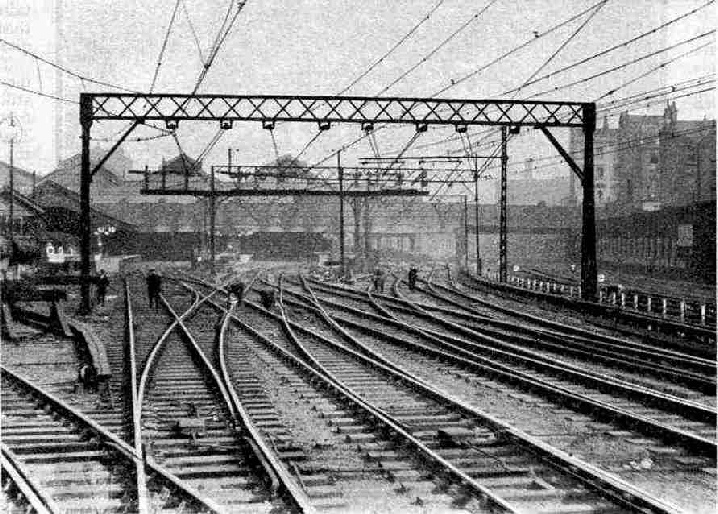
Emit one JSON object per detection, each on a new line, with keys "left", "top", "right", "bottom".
{"left": 146, "top": 269, "right": 162, "bottom": 310}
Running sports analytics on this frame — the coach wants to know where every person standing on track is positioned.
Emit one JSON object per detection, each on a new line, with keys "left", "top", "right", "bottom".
{"left": 408, "top": 266, "right": 418, "bottom": 291}
{"left": 96, "top": 269, "right": 110, "bottom": 306}
{"left": 146, "top": 269, "right": 162, "bottom": 310}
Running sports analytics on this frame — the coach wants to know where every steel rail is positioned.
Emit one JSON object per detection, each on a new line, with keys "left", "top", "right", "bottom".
{"left": 134, "top": 288, "right": 230, "bottom": 514}
{"left": 282, "top": 279, "right": 686, "bottom": 514}
{"left": 460, "top": 272, "right": 716, "bottom": 341}
{"left": 1, "top": 365, "right": 223, "bottom": 513}
{"left": 434, "top": 278, "right": 716, "bottom": 367}
{"left": 312, "top": 280, "right": 718, "bottom": 423}
{"left": 285, "top": 282, "right": 716, "bottom": 456}
{"left": 421, "top": 279, "right": 715, "bottom": 378}
{"left": 312, "top": 277, "right": 716, "bottom": 425}
{"left": 123, "top": 279, "right": 150, "bottom": 514}
{"left": 164, "top": 292, "right": 309, "bottom": 512}
{"left": 1, "top": 443, "right": 59, "bottom": 514}
{"left": 200, "top": 286, "right": 520, "bottom": 513}
{"left": 377, "top": 278, "right": 716, "bottom": 394}
{"left": 216, "top": 303, "right": 318, "bottom": 513}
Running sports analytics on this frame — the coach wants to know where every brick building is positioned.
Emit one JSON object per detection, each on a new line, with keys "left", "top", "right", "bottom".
{"left": 658, "top": 102, "right": 716, "bottom": 208}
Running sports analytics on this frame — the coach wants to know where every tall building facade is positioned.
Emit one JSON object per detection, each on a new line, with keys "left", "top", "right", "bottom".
{"left": 658, "top": 103, "right": 716, "bottom": 208}
{"left": 570, "top": 103, "right": 715, "bottom": 213}
{"left": 568, "top": 116, "right": 619, "bottom": 207}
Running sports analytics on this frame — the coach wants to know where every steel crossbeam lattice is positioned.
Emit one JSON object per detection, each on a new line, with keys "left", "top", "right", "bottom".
{"left": 87, "top": 94, "right": 587, "bottom": 127}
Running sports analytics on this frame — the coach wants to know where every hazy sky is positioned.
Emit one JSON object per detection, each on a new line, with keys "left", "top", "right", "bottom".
{"left": 0, "top": 0, "right": 715, "bottom": 200}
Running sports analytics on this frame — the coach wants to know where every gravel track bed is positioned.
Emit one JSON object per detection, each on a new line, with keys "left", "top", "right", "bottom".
{"left": 231, "top": 302, "right": 480, "bottom": 513}
{"left": 281, "top": 298, "right": 717, "bottom": 513}
{"left": 319, "top": 295, "right": 716, "bottom": 440}
{"left": 383, "top": 298, "right": 714, "bottom": 405}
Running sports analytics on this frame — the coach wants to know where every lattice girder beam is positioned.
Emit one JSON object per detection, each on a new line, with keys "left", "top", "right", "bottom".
{"left": 84, "top": 93, "right": 589, "bottom": 128}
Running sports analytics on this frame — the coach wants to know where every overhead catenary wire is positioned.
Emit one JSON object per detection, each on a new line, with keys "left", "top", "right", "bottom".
{"left": 182, "top": 0, "right": 207, "bottom": 65}
{"left": 306, "top": 0, "right": 607, "bottom": 170}
{"left": 396, "top": 32, "right": 715, "bottom": 158}
{"left": 339, "top": 0, "right": 448, "bottom": 95}
{"left": 518, "top": 0, "right": 609, "bottom": 89}
{"left": 149, "top": 0, "right": 182, "bottom": 93}
{"left": 191, "top": 0, "right": 247, "bottom": 94}
{"left": 502, "top": 0, "right": 715, "bottom": 96}
{"left": 527, "top": 29, "right": 715, "bottom": 99}
{"left": 0, "top": 37, "right": 138, "bottom": 93}
{"left": 378, "top": 0, "right": 501, "bottom": 95}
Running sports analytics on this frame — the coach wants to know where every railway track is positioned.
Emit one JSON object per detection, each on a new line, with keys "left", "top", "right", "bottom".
{"left": 134, "top": 277, "right": 309, "bottom": 513}
{"left": 284, "top": 277, "right": 716, "bottom": 458}
{"left": 457, "top": 273, "right": 716, "bottom": 352}
{"left": 1, "top": 364, "right": 228, "bottom": 513}
{"left": 186, "top": 275, "right": 685, "bottom": 513}
{"left": 392, "top": 277, "right": 715, "bottom": 397}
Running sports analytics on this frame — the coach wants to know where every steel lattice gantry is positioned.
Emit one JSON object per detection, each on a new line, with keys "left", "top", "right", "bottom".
{"left": 79, "top": 93, "right": 597, "bottom": 312}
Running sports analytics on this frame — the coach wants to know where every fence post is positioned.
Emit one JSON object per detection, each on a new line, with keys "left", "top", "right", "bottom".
{"left": 679, "top": 300, "right": 686, "bottom": 323}
{"left": 610, "top": 292, "right": 616, "bottom": 305}
{"left": 662, "top": 298, "right": 668, "bottom": 318}
{"left": 647, "top": 296, "right": 652, "bottom": 314}
{"left": 620, "top": 292, "right": 626, "bottom": 309}
{"left": 700, "top": 304, "right": 706, "bottom": 325}
{"left": 633, "top": 294, "right": 639, "bottom": 311}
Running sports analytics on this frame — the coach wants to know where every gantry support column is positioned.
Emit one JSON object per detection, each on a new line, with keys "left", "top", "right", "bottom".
{"left": 499, "top": 127, "right": 508, "bottom": 283}
{"left": 581, "top": 104, "right": 598, "bottom": 302}
{"left": 80, "top": 96, "right": 93, "bottom": 314}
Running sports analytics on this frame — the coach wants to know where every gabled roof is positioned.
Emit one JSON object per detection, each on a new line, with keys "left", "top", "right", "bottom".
{"left": 33, "top": 180, "right": 137, "bottom": 232}
{"left": 0, "top": 187, "right": 45, "bottom": 214}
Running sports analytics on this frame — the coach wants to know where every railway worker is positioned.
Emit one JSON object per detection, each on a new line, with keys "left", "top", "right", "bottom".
{"left": 229, "top": 280, "right": 246, "bottom": 306}
{"left": 408, "top": 266, "right": 418, "bottom": 291}
{"left": 146, "top": 269, "right": 162, "bottom": 310}
{"left": 259, "top": 289, "right": 276, "bottom": 310}
{"left": 372, "top": 268, "right": 382, "bottom": 293}
{"left": 96, "top": 270, "right": 110, "bottom": 306}
{"left": 77, "top": 363, "right": 97, "bottom": 394}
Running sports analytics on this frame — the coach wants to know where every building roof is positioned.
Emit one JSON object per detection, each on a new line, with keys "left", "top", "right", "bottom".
{"left": 0, "top": 161, "right": 36, "bottom": 193}
{"left": 33, "top": 180, "right": 137, "bottom": 233}
{"left": 0, "top": 187, "right": 46, "bottom": 218}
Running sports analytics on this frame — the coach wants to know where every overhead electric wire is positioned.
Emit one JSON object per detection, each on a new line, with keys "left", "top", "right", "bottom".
{"left": 150, "top": 0, "right": 182, "bottom": 93}
{"left": 182, "top": 0, "right": 207, "bottom": 65}
{"left": 518, "top": 0, "right": 609, "bottom": 89}
{"left": 595, "top": 40, "right": 715, "bottom": 101}
{"left": 378, "top": 0, "right": 500, "bottom": 95}
{"left": 191, "top": 1, "right": 247, "bottom": 94}
{"left": 434, "top": 0, "right": 608, "bottom": 95}
{"left": 397, "top": 30, "right": 715, "bottom": 157}
{"left": 527, "top": 29, "right": 715, "bottom": 98}
{"left": 307, "top": 0, "right": 607, "bottom": 169}
{"left": 0, "top": 38, "right": 136, "bottom": 93}
{"left": 0, "top": 80, "right": 77, "bottom": 104}
{"left": 503, "top": 0, "right": 715, "bottom": 96}
{"left": 339, "top": 0, "right": 448, "bottom": 95}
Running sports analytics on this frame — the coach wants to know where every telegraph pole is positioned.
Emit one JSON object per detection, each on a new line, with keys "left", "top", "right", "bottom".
{"left": 338, "top": 151, "right": 345, "bottom": 278}
{"left": 209, "top": 165, "right": 216, "bottom": 275}
{"left": 473, "top": 157, "right": 481, "bottom": 275}
{"left": 463, "top": 195, "right": 469, "bottom": 271}
{"left": 499, "top": 127, "right": 508, "bottom": 283}
{"left": 8, "top": 114, "right": 14, "bottom": 242}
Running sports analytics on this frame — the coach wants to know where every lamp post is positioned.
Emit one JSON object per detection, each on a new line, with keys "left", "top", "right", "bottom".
{"left": 94, "top": 225, "right": 116, "bottom": 260}
{"left": 1, "top": 114, "right": 22, "bottom": 240}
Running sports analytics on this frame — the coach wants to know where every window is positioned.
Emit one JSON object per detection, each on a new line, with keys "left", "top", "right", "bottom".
{"left": 596, "top": 166, "right": 605, "bottom": 179}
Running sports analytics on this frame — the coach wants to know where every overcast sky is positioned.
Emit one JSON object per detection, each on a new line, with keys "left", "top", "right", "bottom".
{"left": 0, "top": 0, "right": 715, "bottom": 200}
